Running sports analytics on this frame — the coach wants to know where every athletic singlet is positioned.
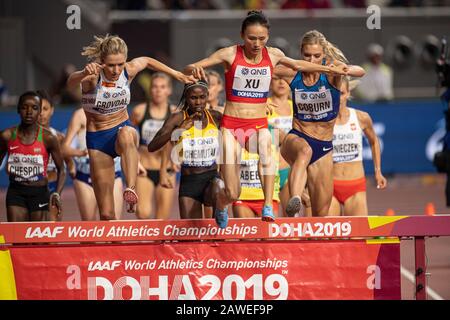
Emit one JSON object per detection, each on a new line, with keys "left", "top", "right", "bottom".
{"left": 138, "top": 103, "right": 170, "bottom": 146}
{"left": 267, "top": 97, "right": 293, "bottom": 134}
{"left": 81, "top": 69, "right": 131, "bottom": 115}
{"left": 70, "top": 128, "right": 121, "bottom": 175}
{"left": 7, "top": 126, "right": 49, "bottom": 183}
{"left": 333, "top": 107, "right": 363, "bottom": 163}
{"left": 290, "top": 72, "right": 340, "bottom": 122}
{"left": 238, "top": 148, "right": 280, "bottom": 201}
{"left": 225, "top": 45, "right": 273, "bottom": 104}
{"left": 47, "top": 127, "right": 58, "bottom": 173}
{"left": 177, "top": 110, "right": 219, "bottom": 168}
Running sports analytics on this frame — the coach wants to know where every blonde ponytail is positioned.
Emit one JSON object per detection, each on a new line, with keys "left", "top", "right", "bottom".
{"left": 325, "top": 40, "right": 348, "bottom": 64}
{"left": 300, "top": 30, "right": 348, "bottom": 64}
{"left": 81, "top": 34, "right": 128, "bottom": 62}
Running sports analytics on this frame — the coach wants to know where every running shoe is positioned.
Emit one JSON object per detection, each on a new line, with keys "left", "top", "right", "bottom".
{"left": 286, "top": 195, "right": 303, "bottom": 217}
{"left": 123, "top": 187, "right": 138, "bottom": 213}
{"left": 214, "top": 207, "right": 229, "bottom": 229}
{"left": 261, "top": 205, "right": 275, "bottom": 222}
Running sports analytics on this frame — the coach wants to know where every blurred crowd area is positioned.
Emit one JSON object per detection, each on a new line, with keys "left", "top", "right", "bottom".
{"left": 111, "top": 0, "right": 450, "bottom": 10}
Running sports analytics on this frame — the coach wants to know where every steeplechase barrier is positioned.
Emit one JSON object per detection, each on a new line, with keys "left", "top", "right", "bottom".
{"left": 0, "top": 215, "right": 449, "bottom": 300}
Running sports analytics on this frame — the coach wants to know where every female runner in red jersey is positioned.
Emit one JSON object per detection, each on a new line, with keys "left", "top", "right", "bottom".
{"left": 0, "top": 91, "right": 65, "bottom": 221}
{"left": 185, "top": 11, "right": 347, "bottom": 227}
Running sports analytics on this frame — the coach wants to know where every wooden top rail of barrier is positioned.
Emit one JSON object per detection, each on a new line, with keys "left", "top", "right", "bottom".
{"left": 1, "top": 215, "right": 450, "bottom": 244}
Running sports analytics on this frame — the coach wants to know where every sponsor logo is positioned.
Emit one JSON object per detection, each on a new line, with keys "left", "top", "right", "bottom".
{"left": 323, "top": 147, "right": 332, "bottom": 152}
{"left": 233, "top": 90, "right": 266, "bottom": 99}
{"left": 300, "top": 93, "right": 308, "bottom": 100}
{"left": 88, "top": 260, "right": 122, "bottom": 271}
{"left": 102, "top": 81, "right": 115, "bottom": 88}
{"left": 38, "top": 203, "right": 48, "bottom": 208}
{"left": 269, "top": 222, "right": 352, "bottom": 237}
{"left": 239, "top": 67, "right": 269, "bottom": 77}
{"left": 103, "top": 92, "right": 111, "bottom": 99}
{"left": 256, "top": 125, "right": 265, "bottom": 129}
{"left": 112, "top": 89, "right": 127, "bottom": 99}
{"left": 86, "top": 273, "right": 288, "bottom": 300}
{"left": 25, "top": 226, "right": 64, "bottom": 238}
{"left": 9, "top": 145, "right": 19, "bottom": 150}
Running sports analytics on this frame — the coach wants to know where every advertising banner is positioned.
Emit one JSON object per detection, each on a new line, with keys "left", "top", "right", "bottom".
{"left": 3, "top": 241, "right": 400, "bottom": 300}
{"left": 1, "top": 216, "right": 449, "bottom": 244}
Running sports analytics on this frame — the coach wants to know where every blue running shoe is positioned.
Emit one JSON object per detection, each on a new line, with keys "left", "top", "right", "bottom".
{"left": 215, "top": 207, "right": 229, "bottom": 229}
{"left": 261, "top": 205, "right": 275, "bottom": 222}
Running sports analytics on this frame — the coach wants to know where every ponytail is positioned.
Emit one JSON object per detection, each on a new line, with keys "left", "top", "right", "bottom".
{"left": 81, "top": 34, "right": 128, "bottom": 62}
{"left": 300, "top": 30, "right": 348, "bottom": 64}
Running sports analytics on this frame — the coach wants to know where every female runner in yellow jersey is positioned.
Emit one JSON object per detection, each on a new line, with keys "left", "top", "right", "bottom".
{"left": 148, "top": 81, "right": 225, "bottom": 223}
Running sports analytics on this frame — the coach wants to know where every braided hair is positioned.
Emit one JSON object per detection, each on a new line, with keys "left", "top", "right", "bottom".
{"left": 177, "top": 80, "right": 209, "bottom": 112}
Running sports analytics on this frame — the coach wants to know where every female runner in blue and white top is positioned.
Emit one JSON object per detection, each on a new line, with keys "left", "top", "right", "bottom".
{"left": 276, "top": 30, "right": 365, "bottom": 217}
{"left": 62, "top": 107, "right": 124, "bottom": 220}
{"left": 67, "top": 34, "right": 194, "bottom": 219}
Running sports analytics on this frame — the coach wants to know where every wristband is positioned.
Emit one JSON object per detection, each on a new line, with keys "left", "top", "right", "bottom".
{"left": 50, "top": 192, "right": 61, "bottom": 200}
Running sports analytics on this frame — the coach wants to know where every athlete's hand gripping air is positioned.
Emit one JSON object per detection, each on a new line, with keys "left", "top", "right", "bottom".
{"left": 82, "top": 62, "right": 103, "bottom": 77}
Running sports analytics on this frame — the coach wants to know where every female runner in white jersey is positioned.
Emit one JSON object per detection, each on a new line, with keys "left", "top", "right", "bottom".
{"left": 276, "top": 30, "right": 366, "bottom": 217}
{"left": 37, "top": 90, "right": 73, "bottom": 221}
{"left": 67, "top": 34, "right": 194, "bottom": 219}
{"left": 185, "top": 11, "right": 346, "bottom": 226}
{"left": 329, "top": 78, "right": 387, "bottom": 216}
{"left": 62, "top": 107, "right": 124, "bottom": 220}
{"left": 131, "top": 72, "right": 176, "bottom": 219}
{"left": 267, "top": 75, "right": 293, "bottom": 216}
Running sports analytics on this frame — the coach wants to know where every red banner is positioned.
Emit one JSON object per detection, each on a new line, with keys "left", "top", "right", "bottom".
{"left": 7, "top": 241, "right": 400, "bottom": 300}
{"left": 1, "top": 216, "right": 449, "bottom": 244}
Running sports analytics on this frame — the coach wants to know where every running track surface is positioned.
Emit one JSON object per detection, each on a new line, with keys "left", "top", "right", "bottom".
{"left": 1, "top": 173, "right": 449, "bottom": 300}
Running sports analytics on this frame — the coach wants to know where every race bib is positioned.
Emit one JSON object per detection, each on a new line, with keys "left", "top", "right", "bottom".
{"left": 8, "top": 154, "right": 45, "bottom": 181}
{"left": 295, "top": 89, "right": 333, "bottom": 121}
{"left": 240, "top": 158, "right": 261, "bottom": 189}
{"left": 232, "top": 66, "right": 271, "bottom": 99}
{"left": 93, "top": 87, "right": 130, "bottom": 115}
{"left": 182, "top": 137, "right": 218, "bottom": 167}
{"left": 141, "top": 119, "right": 164, "bottom": 145}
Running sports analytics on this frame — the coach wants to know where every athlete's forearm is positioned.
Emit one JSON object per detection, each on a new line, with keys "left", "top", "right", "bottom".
{"left": 370, "top": 139, "right": 382, "bottom": 173}
{"left": 161, "top": 142, "right": 171, "bottom": 171}
{"left": 67, "top": 70, "right": 87, "bottom": 89}
{"left": 183, "top": 64, "right": 196, "bottom": 75}
{"left": 61, "top": 142, "right": 85, "bottom": 158}
{"left": 347, "top": 65, "right": 365, "bottom": 78}
{"left": 146, "top": 57, "right": 181, "bottom": 79}
{"left": 55, "top": 166, "right": 66, "bottom": 195}
{"left": 148, "top": 131, "right": 172, "bottom": 152}
{"left": 296, "top": 60, "right": 330, "bottom": 73}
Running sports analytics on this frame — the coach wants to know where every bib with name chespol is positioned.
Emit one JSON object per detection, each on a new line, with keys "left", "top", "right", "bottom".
{"left": 7, "top": 126, "right": 49, "bottom": 183}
